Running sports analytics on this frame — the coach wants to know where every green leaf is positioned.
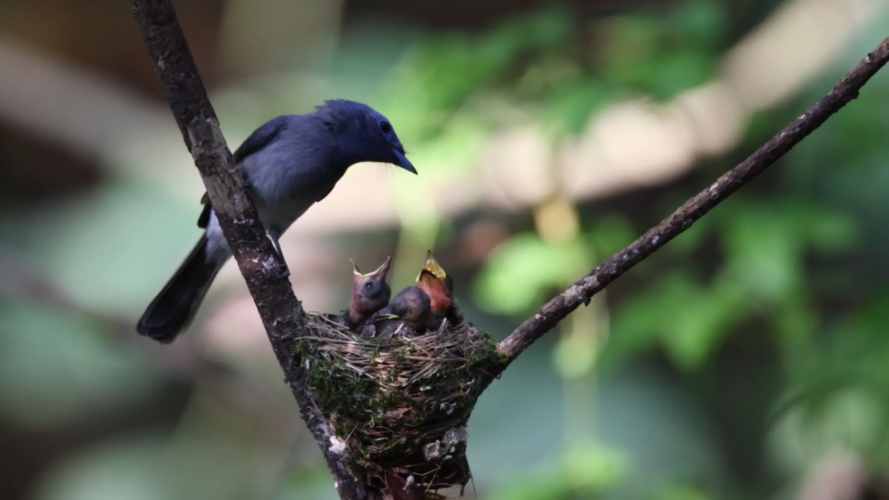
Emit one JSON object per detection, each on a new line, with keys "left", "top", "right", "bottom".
{"left": 721, "top": 207, "right": 802, "bottom": 301}
{"left": 667, "top": 212, "right": 715, "bottom": 255}
{"left": 473, "top": 234, "right": 588, "bottom": 315}
{"left": 542, "top": 78, "right": 616, "bottom": 135}
{"left": 604, "top": 272, "right": 747, "bottom": 371}
{"left": 487, "top": 443, "right": 624, "bottom": 500}
{"left": 672, "top": 0, "right": 727, "bottom": 47}
{"left": 658, "top": 484, "right": 712, "bottom": 500}
{"left": 0, "top": 300, "right": 159, "bottom": 430}
{"left": 599, "top": 1, "right": 724, "bottom": 100}
{"left": 661, "top": 277, "right": 746, "bottom": 370}
{"left": 585, "top": 214, "right": 636, "bottom": 257}
{"left": 803, "top": 210, "right": 859, "bottom": 253}
{"left": 603, "top": 273, "right": 698, "bottom": 365}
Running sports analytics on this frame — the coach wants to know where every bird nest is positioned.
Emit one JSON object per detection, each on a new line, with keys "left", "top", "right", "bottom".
{"left": 291, "top": 312, "right": 504, "bottom": 495}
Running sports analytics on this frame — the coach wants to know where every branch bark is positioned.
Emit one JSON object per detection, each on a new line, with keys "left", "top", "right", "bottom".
{"left": 495, "top": 36, "right": 889, "bottom": 372}
{"left": 130, "top": 1, "right": 372, "bottom": 498}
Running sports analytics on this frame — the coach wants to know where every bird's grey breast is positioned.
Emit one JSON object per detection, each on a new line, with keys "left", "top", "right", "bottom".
{"left": 241, "top": 118, "right": 342, "bottom": 231}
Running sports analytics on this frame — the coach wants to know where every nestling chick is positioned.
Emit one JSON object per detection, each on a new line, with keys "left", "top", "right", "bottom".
{"left": 346, "top": 256, "right": 392, "bottom": 328}
{"left": 363, "top": 252, "right": 456, "bottom": 338}
{"left": 416, "top": 251, "right": 457, "bottom": 330}
{"left": 364, "top": 286, "right": 431, "bottom": 338}
{"left": 387, "top": 286, "right": 432, "bottom": 331}
{"left": 417, "top": 252, "right": 453, "bottom": 315}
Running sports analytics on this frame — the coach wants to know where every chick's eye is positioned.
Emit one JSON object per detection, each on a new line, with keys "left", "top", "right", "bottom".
{"left": 363, "top": 282, "right": 373, "bottom": 291}
{"left": 380, "top": 121, "right": 392, "bottom": 134}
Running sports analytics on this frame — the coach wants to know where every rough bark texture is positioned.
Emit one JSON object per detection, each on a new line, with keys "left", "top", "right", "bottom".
{"left": 495, "top": 36, "right": 889, "bottom": 372}
{"left": 130, "top": 0, "right": 889, "bottom": 496}
{"left": 131, "top": 1, "right": 373, "bottom": 498}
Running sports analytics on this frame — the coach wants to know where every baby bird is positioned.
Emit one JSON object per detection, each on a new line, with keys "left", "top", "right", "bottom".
{"left": 347, "top": 256, "right": 392, "bottom": 329}
{"left": 417, "top": 253, "right": 453, "bottom": 314}
{"left": 387, "top": 286, "right": 432, "bottom": 332}
{"left": 363, "top": 252, "right": 456, "bottom": 338}
{"left": 416, "top": 252, "right": 457, "bottom": 330}
{"left": 363, "top": 286, "right": 431, "bottom": 339}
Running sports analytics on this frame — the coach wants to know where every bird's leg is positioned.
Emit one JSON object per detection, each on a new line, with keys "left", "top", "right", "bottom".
{"left": 265, "top": 227, "right": 283, "bottom": 258}
{"left": 266, "top": 227, "right": 290, "bottom": 277}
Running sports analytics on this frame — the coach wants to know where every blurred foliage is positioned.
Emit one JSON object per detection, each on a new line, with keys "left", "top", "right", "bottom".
{"left": 0, "top": 300, "right": 160, "bottom": 430}
{"left": 474, "top": 233, "right": 588, "bottom": 314}
{"left": 474, "top": 215, "right": 633, "bottom": 315}
{"left": 378, "top": 0, "right": 727, "bottom": 173}
{"left": 488, "top": 444, "right": 625, "bottom": 500}
{"left": 599, "top": 198, "right": 860, "bottom": 371}
{"left": 458, "top": 2, "right": 889, "bottom": 499}
{"left": 599, "top": 0, "right": 724, "bottom": 101}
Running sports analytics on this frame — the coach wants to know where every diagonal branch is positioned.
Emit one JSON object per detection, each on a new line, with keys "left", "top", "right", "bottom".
{"left": 495, "top": 36, "right": 889, "bottom": 372}
{"left": 131, "top": 1, "right": 371, "bottom": 498}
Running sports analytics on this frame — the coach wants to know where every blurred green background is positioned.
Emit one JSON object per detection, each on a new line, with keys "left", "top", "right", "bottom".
{"left": 1, "top": 1, "right": 888, "bottom": 499}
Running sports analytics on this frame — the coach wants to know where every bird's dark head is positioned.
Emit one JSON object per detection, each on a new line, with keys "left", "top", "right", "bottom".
{"left": 390, "top": 286, "right": 431, "bottom": 326}
{"left": 349, "top": 256, "right": 393, "bottom": 325}
{"left": 315, "top": 99, "right": 416, "bottom": 174}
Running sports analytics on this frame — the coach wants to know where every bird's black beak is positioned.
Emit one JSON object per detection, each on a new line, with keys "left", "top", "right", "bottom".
{"left": 392, "top": 148, "right": 417, "bottom": 174}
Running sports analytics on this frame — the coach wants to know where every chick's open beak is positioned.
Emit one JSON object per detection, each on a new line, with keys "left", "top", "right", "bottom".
{"left": 353, "top": 256, "right": 392, "bottom": 280}
{"left": 367, "top": 255, "right": 393, "bottom": 280}
{"left": 416, "top": 251, "right": 454, "bottom": 318}
{"left": 416, "top": 251, "right": 447, "bottom": 282}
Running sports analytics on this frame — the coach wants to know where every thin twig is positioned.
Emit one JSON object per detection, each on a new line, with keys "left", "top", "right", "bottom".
{"left": 495, "top": 36, "right": 889, "bottom": 372}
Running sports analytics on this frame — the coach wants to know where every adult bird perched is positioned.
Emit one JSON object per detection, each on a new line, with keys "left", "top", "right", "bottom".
{"left": 137, "top": 100, "right": 416, "bottom": 343}
{"left": 347, "top": 256, "right": 393, "bottom": 328}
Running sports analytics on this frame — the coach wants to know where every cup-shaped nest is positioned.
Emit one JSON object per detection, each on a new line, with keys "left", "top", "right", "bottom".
{"left": 292, "top": 313, "right": 504, "bottom": 494}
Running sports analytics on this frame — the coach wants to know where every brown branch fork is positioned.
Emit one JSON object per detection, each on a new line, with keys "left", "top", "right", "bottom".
{"left": 130, "top": 0, "right": 889, "bottom": 497}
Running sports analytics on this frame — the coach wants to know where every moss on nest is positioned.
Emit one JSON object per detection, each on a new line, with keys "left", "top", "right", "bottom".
{"left": 291, "top": 313, "right": 504, "bottom": 493}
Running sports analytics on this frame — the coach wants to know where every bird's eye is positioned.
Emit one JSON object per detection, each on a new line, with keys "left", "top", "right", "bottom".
{"left": 380, "top": 121, "right": 392, "bottom": 134}
{"left": 363, "top": 282, "right": 373, "bottom": 291}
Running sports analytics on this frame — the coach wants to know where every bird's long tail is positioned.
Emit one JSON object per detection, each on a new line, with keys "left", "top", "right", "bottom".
{"left": 137, "top": 234, "right": 224, "bottom": 343}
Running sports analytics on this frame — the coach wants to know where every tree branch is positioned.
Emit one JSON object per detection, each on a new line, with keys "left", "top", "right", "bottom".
{"left": 496, "top": 36, "right": 889, "bottom": 371}
{"left": 131, "top": 1, "right": 372, "bottom": 498}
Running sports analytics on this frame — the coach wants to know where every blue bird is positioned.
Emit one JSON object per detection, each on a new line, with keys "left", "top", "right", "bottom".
{"left": 137, "top": 100, "right": 416, "bottom": 343}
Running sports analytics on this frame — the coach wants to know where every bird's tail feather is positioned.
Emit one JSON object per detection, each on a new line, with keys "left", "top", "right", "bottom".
{"left": 137, "top": 234, "right": 222, "bottom": 343}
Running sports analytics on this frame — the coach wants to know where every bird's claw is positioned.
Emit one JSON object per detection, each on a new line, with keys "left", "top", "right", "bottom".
{"left": 266, "top": 231, "right": 285, "bottom": 260}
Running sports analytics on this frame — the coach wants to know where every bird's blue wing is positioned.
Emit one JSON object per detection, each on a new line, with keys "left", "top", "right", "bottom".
{"left": 233, "top": 115, "right": 289, "bottom": 163}
{"left": 197, "top": 116, "right": 290, "bottom": 228}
